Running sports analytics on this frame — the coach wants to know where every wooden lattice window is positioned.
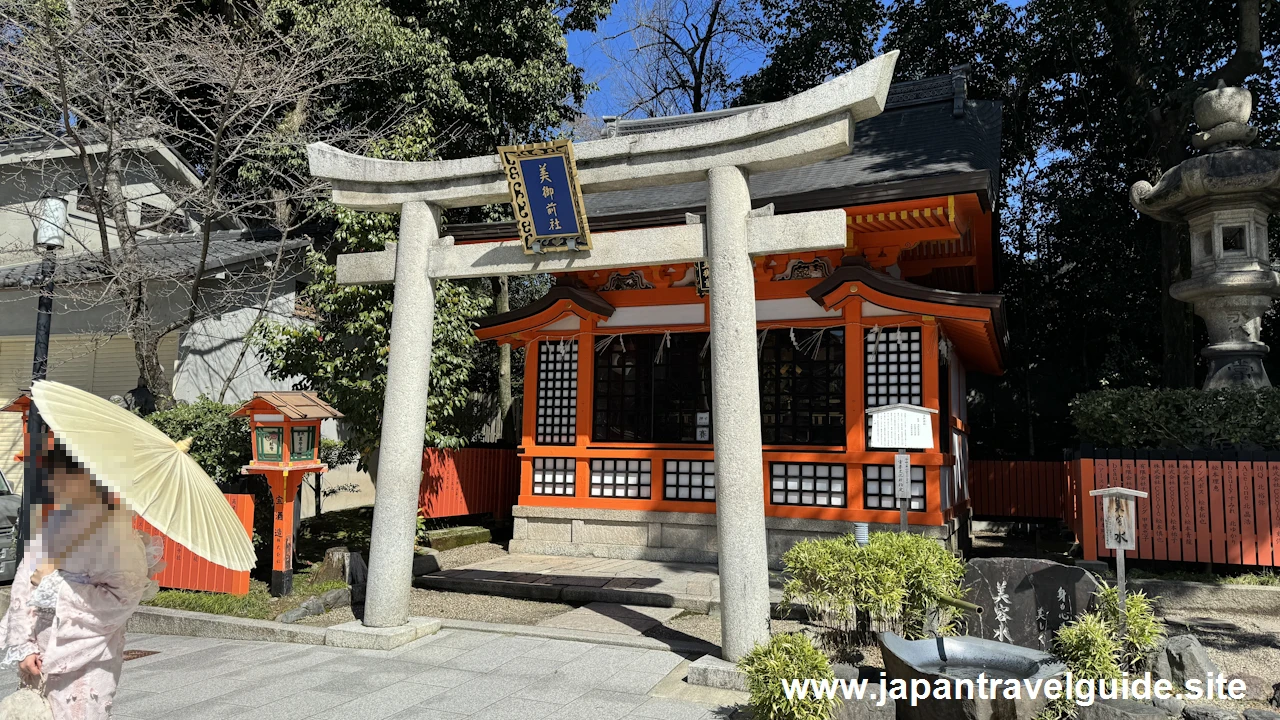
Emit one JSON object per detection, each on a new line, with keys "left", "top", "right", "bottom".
{"left": 663, "top": 459, "right": 716, "bottom": 501}
{"left": 532, "top": 457, "right": 574, "bottom": 496}
{"left": 759, "top": 329, "right": 845, "bottom": 445}
{"left": 589, "top": 459, "right": 652, "bottom": 499}
{"left": 864, "top": 463, "right": 925, "bottom": 510}
{"left": 864, "top": 327, "right": 922, "bottom": 409}
{"left": 592, "top": 334, "right": 711, "bottom": 443}
{"left": 769, "top": 462, "right": 847, "bottom": 507}
{"left": 536, "top": 341, "right": 577, "bottom": 445}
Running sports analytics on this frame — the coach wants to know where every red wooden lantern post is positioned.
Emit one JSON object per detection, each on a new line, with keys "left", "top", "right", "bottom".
{"left": 231, "top": 391, "right": 343, "bottom": 597}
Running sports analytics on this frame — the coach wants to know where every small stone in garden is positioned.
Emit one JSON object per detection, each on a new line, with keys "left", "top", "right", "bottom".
{"left": 1079, "top": 698, "right": 1167, "bottom": 720}
{"left": 1152, "top": 694, "right": 1185, "bottom": 718}
{"left": 300, "top": 595, "right": 325, "bottom": 616}
{"left": 832, "top": 676, "right": 893, "bottom": 720}
{"left": 1271, "top": 681, "right": 1280, "bottom": 708}
{"left": 1242, "top": 710, "right": 1280, "bottom": 720}
{"left": 276, "top": 607, "right": 310, "bottom": 624}
{"left": 962, "top": 557, "right": 1101, "bottom": 651}
{"left": 1234, "top": 675, "right": 1270, "bottom": 701}
{"left": 1162, "top": 636, "right": 1222, "bottom": 689}
{"left": 1182, "top": 705, "right": 1242, "bottom": 720}
{"left": 320, "top": 587, "right": 351, "bottom": 610}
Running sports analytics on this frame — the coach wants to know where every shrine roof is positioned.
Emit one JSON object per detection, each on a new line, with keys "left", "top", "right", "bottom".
{"left": 446, "top": 70, "right": 1001, "bottom": 242}
{"left": 230, "top": 391, "right": 343, "bottom": 420}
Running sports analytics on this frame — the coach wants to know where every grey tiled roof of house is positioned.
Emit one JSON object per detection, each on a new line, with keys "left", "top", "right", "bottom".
{"left": 0, "top": 229, "right": 312, "bottom": 289}
{"left": 582, "top": 70, "right": 1002, "bottom": 218}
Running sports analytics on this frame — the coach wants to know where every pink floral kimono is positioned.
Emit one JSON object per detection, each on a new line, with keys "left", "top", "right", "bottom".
{"left": 1, "top": 504, "right": 163, "bottom": 719}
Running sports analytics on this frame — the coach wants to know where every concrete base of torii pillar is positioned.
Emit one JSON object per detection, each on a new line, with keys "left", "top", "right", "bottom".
{"left": 305, "top": 50, "right": 900, "bottom": 653}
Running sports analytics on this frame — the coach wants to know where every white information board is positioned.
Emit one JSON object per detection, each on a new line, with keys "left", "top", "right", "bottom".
{"left": 894, "top": 453, "right": 912, "bottom": 500}
{"left": 867, "top": 404, "right": 937, "bottom": 450}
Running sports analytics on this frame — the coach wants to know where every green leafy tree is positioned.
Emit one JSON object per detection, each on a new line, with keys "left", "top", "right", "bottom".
{"left": 251, "top": 0, "right": 610, "bottom": 467}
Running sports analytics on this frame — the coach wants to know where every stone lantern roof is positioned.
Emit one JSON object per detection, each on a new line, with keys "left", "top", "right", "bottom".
{"left": 1130, "top": 81, "right": 1280, "bottom": 222}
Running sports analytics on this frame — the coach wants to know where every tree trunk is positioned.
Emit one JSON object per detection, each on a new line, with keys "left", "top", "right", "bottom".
{"left": 490, "top": 276, "right": 514, "bottom": 444}
{"left": 132, "top": 333, "right": 171, "bottom": 405}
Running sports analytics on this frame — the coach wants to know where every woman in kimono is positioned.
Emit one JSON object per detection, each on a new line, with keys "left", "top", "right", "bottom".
{"left": 1, "top": 441, "right": 163, "bottom": 719}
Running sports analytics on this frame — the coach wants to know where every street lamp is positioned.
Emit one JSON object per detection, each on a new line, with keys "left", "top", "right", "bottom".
{"left": 18, "top": 196, "right": 67, "bottom": 567}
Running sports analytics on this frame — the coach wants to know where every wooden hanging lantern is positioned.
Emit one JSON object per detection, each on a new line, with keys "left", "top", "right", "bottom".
{"left": 231, "top": 391, "right": 343, "bottom": 596}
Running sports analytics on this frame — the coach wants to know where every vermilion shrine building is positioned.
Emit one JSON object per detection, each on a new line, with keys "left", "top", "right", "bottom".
{"left": 468, "top": 69, "right": 1007, "bottom": 565}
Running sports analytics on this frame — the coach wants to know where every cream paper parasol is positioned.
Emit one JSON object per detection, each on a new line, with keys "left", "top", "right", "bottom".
{"left": 31, "top": 380, "right": 256, "bottom": 571}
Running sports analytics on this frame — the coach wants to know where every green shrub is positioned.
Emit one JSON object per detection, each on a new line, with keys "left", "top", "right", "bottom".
{"left": 146, "top": 397, "right": 250, "bottom": 486}
{"left": 1053, "top": 612, "right": 1122, "bottom": 680}
{"left": 1071, "top": 387, "right": 1280, "bottom": 450}
{"left": 738, "top": 633, "right": 839, "bottom": 720}
{"left": 780, "top": 532, "right": 965, "bottom": 659}
{"left": 1094, "top": 585, "right": 1165, "bottom": 670}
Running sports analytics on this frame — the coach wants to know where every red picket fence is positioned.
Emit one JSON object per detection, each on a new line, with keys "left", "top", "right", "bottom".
{"left": 969, "top": 460, "right": 1069, "bottom": 520}
{"left": 1066, "top": 449, "right": 1280, "bottom": 567}
{"left": 133, "top": 493, "right": 254, "bottom": 596}
{"left": 420, "top": 447, "right": 520, "bottom": 519}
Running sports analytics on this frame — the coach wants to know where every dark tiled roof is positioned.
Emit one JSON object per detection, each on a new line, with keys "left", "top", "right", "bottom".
{"left": 446, "top": 70, "right": 1002, "bottom": 241}
{"left": 0, "top": 229, "right": 311, "bottom": 289}
{"left": 583, "top": 98, "right": 1002, "bottom": 218}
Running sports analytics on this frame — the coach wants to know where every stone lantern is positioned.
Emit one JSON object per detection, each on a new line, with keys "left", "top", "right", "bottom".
{"left": 1130, "top": 80, "right": 1280, "bottom": 389}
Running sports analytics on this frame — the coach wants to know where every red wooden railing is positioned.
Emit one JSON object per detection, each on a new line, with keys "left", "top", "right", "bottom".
{"left": 420, "top": 447, "right": 520, "bottom": 519}
{"left": 969, "top": 460, "right": 1069, "bottom": 520}
{"left": 1068, "top": 449, "right": 1280, "bottom": 567}
{"left": 133, "top": 493, "right": 254, "bottom": 596}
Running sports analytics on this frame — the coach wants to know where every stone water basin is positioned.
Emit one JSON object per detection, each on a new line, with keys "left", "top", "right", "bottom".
{"left": 878, "top": 632, "right": 1068, "bottom": 720}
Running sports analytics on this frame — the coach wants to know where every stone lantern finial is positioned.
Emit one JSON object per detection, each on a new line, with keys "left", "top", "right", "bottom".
{"left": 1192, "top": 79, "right": 1258, "bottom": 151}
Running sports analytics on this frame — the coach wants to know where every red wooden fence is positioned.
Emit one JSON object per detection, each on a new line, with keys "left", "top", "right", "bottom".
{"left": 420, "top": 448, "right": 520, "bottom": 519}
{"left": 1066, "top": 449, "right": 1280, "bottom": 567}
{"left": 133, "top": 493, "right": 254, "bottom": 596}
{"left": 969, "top": 460, "right": 1069, "bottom": 520}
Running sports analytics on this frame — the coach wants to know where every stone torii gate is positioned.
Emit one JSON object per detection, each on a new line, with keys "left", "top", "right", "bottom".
{"left": 308, "top": 51, "right": 898, "bottom": 659}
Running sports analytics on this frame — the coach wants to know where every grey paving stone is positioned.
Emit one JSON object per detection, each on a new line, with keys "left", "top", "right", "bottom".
{"left": 627, "top": 697, "right": 714, "bottom": 720}
{"left": 155, "top": 699, "right": 252, "bottom": 720}
{"left": 309, "top": 658, "right": 427, "bottom": 693}
{"left": 403, "top": 667, "right": 484, "bottom": 689}
{"left": 594, "top": 671, "right": 667, "bottom": 696}
{"left": 545, "top": 689, "right": 646, "bottom": 720}
{"left": 431, "top": 630, "right": 501, "bottom": 650}
{"left": 398, "top": 643, "right": 469, "bottom": 666}
{"left": 510, "top": 676, "right": 594, "bottom": 705}
{"left": 520, "top": 639, "right": 594, "bottom": 662}
{"left": 416, "top": 682, "right": 504, "bottom": 715}
{"left": 248, "top": 691, "right": 356, "bottom": 720}
{"left": 445, "top": 644, "right": 526, "bottom": 673}
{"left": 384, "top": 708, "right": 467, "bottom": 720}
{"left": 308, "top": 681, "right": 445, "bottom": 720}
{"left": 623, "top": 650, "right": 686, "bottom": 676}
{"left": 111, "top": 689, "right": 200, "bottom": 719}
{"left": 481, "top": 697, "right": 563, "bottom": 720}
{"left": 492, "top": 656, "right": 569, "bottom": 678}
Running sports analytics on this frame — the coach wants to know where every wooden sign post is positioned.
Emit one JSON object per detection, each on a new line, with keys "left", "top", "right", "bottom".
{"left": 867, "top": 403, "right": 938, "bottom": 532}
{"left": 1089, "top": 486, "right": 1148, "bottom": 638}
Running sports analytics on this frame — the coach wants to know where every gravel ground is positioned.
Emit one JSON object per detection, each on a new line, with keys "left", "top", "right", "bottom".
{"left": 645, "top": 613, "right": 884, "bottom": 668}
{"left": 1161, "top": 611, "right": 1280, "bottom": 710}
{"left": 298, "top": 588, "right": 572, "bottom": 627}
{"left": 433, "top": 541, "right": 508, "bottom": 570}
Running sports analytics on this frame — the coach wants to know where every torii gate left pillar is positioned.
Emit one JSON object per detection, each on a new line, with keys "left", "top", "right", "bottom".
{"left": 307, "top": 50, "right": 898, "bottom": 657}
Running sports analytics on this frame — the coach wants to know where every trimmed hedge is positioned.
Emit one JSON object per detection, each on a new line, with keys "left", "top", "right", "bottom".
{"left": 1071, "top": 387, "right": 1280, "bottom": 451}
